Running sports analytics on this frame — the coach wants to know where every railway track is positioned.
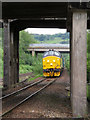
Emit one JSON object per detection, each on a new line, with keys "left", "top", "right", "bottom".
{"left": 1, "top": 78, "right": 46, "bottom": 100}
{"left": 1, "top": 77, "right": 57, "bottom": 117}
{"left": 2, "top": 73, "right": 36, "bottom": 93}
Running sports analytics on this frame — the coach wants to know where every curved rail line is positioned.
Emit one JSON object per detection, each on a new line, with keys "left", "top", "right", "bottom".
{"left": 1, "top": 78, "right": 56, "bottom": 117}
{"left": 0, "top": 78, "right": 46, "bottom": 100}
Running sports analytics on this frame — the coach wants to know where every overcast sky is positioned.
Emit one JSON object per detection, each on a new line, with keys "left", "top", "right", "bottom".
{"left": 25, "top": 28, "right": 66, "bottom": 35}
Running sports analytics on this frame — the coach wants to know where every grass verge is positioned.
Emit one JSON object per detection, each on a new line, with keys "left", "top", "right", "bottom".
{"left": 28, "top": 74, "right": 43, "bottom": 81}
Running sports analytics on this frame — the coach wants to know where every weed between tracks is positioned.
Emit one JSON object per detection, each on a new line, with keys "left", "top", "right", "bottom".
{"left": 28, "top": 74, "right": 43, "bottom": 81}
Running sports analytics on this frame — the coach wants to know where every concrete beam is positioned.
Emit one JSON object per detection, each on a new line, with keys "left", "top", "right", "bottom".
{"left": 71, "top": 11, "right": 87, "bottom": 117}
{"left": 28, "top": 44, "right": 70, "bottom": 53}
{"left": 2, "top": 3, "right": 67, "bottom": 19}
{"left": 10, "top": 20, "right": 66, "bottom": 31}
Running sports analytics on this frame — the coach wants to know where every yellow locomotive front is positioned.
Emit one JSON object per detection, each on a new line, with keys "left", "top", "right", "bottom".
{"left": 43, "top": 50, "right": 63, "bottom": 77}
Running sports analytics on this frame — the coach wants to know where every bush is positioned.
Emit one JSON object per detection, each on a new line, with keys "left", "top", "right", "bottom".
{"left": 19, "top": 53, "right": 43, "bottom": 75}
{"left": 19, "top": 64, "right": 32, "bottom": 74}
{"left": 31, "top": 61, "right": 43, "bottom": 75}
{"left": 19, "top": 30, "right": 43, "bottom": 75}
{"left": 63, "top": 54, "right": 70, "bottom": 72}
{"left": 31, "top": 54, "right": 43, "bottom": 75}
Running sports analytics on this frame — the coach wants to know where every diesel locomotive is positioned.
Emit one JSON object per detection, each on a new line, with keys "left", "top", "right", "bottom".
{"left": 43, "top": 50, "right": 64, "bottom": 77}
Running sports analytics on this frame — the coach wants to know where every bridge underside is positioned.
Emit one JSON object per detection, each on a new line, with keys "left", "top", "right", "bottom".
{"left": 28, "top": 49, "right": 70, "bottom": 54}
{"left": 28, "top": 44, "right": 70, "bottom": 55}
{"left": 1, "top": 1, "right": 90, "bottom": 117}
{"left": 1, "top": 2, "right": 90, "bottom": 30}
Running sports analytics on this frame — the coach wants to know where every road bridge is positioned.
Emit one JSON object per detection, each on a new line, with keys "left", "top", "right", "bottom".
{"left": 1, "top": 1, "right": 90, "bottom": 117}
{"left": 28, "top": 44, "right": 70, "bottom": 56}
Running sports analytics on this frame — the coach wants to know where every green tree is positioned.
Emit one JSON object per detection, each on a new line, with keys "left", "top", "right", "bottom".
{"left": 19, "top": 30, "right": 38, "bottom": 65}
{"left": 19, "top": 30, "right": 43, "bottom": 75}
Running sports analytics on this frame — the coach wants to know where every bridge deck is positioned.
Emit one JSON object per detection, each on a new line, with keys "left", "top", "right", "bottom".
{"left": 28, "top": 44, "right": 70, "bottom": 53}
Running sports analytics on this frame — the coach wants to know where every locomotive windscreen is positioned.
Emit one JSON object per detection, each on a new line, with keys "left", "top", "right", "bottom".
{"left": 43, "top": 50, "right": 61, "bottom": 58}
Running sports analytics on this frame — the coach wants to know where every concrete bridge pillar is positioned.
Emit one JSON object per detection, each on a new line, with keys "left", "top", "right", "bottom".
{"left": 3, "top": 20, "right": 19, "bottom": 88}
{"left": 32, "top": 50, "right": 35, "bottom": 57}
{"left": 13, "top": 30, "right": 19, "bottom": 84}
{"left": 71, "top": 11, "right": 87, "bottom": 117}
{"left": 70, "top": 31, "right": 72, "bottom": 100}
{"left": 3, "top": 20, "right": 11, "bottom": 88}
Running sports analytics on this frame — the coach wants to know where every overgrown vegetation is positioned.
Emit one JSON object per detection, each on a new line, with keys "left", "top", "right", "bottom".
{"left": 19, "top": 31, "right": 43, "bottom": 75}
{"left": 63, "top": 54, "right": 70, "bottom": 73}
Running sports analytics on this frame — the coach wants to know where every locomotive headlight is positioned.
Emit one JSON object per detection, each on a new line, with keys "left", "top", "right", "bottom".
{"left": 47, "top": 60, "right": 49, "bottom": 62}
{"left": 53, "top": 60, "right": 55, "bottom": 62}
{"left": 43, "top": 60, "right": 45, "bottom": 62}
{"left": 50, "top": 63, "right": 53, "bottom": 66}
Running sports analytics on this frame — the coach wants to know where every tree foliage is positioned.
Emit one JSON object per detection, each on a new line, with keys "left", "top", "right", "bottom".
{"left": 19, "top": 30, "right": 43, "bottom": 75}
{"left": 33, "top": 33, "right": 69, "bottom": 43}
{"left": 19, "top": 30, "right": 38, "bottom": 65}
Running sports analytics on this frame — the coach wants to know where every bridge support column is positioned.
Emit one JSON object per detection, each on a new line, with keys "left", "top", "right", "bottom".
{"left": 13, "top": 30, "right": 19, "bottom": 84}
{"left": 3, "top": 20, "right": 11, "bottom": 88}
{"left": 32, "top": 50, "right": 35, "bottom": 57}
{"left": 70, "top": 31, "right": 72, "bottom": 100}
{"left": 71, "top": 11, "right": 87, "bottom": 117}
{"left": 3, "top": 20, "right": 19, "bottom": 88}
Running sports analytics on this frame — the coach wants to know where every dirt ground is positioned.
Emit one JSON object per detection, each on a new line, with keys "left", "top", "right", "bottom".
{"left": 0, "top": 72, "right": 33, "bottom": 88}
{"left": 2, "top": 69, "right": 90, "bottom": 118}
{"left": 2, "top": 72, "right": 35, "bottom": 96}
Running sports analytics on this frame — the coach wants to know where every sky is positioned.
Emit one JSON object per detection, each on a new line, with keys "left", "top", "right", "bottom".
{"left": 25, "top": 28, "right": 66, "bottom": 35}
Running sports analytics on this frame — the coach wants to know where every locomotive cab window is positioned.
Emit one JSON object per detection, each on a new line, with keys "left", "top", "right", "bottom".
{"left": 49, "top": 51, "right": 54, "bottom": 56}
{"left": 43, "top": 51, "right": 61, "bottom": 57}
{"left": 54, "top": 51, "right": 60, "bottom": 57}
{"left": 43, "top": 52, "right": 49, "bottom": 57}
